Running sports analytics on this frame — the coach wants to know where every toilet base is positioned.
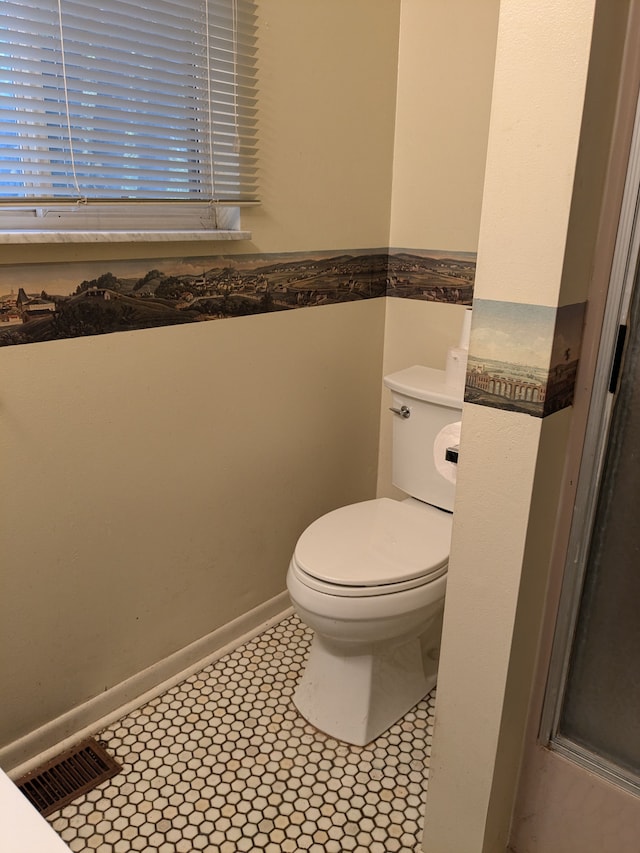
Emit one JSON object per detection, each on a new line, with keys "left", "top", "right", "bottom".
{"left": 293, "top": 632, "right": 437, "bottom": 746}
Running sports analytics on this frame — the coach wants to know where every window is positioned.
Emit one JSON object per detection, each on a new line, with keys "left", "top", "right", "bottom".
{"left": 0, "top": 0, "right": 257, "bottom": 238}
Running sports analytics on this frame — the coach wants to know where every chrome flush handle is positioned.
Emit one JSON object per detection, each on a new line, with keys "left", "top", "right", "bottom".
{"left": 389, "top": 404, "right": 411, "bottom": 419}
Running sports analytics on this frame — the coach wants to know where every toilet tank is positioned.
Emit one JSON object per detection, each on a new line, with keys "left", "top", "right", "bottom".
{"left": 384, "top": 365, "right": 463, "bottom": 512}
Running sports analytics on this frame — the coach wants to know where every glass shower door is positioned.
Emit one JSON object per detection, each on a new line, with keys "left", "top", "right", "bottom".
{"left": 556, "top": 264, "right": 640, "bottom": 787}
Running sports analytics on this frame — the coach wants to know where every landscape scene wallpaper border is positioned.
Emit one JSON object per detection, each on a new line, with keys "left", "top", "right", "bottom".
{"left": 0, "top": 250, "right": 585, "bottom": 419}
{"left": 464, "top": 299, "right": 586, "bottom": 418}
{"left": 0, "top": 248, "right": 475, "bottom": 348}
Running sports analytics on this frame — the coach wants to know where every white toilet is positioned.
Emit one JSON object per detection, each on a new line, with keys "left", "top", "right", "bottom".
{"left": 286, "top": 364, "right": 463, "bottom": 746}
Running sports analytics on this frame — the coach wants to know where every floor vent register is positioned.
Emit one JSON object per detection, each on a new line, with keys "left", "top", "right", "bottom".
{"left": 15, "top": 737, "right": 121, "bottom": 817}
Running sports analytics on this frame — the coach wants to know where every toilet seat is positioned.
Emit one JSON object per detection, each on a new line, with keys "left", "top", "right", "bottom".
{"left": 293, "top": 497, "right": 452, "bottom": 598}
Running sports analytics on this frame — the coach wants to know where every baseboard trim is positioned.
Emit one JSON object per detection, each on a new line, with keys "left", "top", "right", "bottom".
{"left": 3, "top": 592, "right": 292, "bottom": 778}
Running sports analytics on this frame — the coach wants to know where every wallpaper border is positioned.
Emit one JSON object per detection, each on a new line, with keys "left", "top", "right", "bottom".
{"left": 0, "top": 247, "right": 474, "bottom": 348}
{"left": 464, "top": 299, "right": 586, "bottom": 418}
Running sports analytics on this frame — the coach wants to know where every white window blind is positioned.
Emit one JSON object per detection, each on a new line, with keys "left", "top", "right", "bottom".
{"left": 0, "top": 0, "right": 257, "bottom": 233}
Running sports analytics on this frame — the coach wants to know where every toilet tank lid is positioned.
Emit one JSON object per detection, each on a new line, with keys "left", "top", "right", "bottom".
{"left": 384, "top": 365, "right": 463, "bottom": 408}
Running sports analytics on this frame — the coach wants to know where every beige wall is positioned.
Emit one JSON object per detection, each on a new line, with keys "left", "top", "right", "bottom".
{"left": 246, "top": 1, "right": 399, "bottom": 253}
{"left": 378, "top": 0, "right": 499, "bottom": 499}
{"left": 423, "top": 3, "right": 600, "bottom": 852}
{"left": 0, "top": 0, "right": 400, "bottom": 751}
{"left": 1, "top": 301, "right": 386, "bottom": 747}
{"left": 389, "top": 0, "right": 499, "bottom": 252}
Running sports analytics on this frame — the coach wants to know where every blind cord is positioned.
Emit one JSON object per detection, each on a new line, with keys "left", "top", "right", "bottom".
{"left": 56, "top": 0, "right": 84, "bottom": 201}
{"left": 232, "top": 0, "right": 240, "bottom": 154}
{"left": 204, "top": 0, "right": 216, "bottom": 201}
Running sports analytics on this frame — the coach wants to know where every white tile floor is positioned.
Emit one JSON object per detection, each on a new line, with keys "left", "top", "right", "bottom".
{"left": 47, "top": 614, "right": 435, "bottom": 852}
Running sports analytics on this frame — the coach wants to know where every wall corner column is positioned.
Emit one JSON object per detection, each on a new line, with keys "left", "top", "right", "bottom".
{"left": 422, "top": 2, "right": 598, "bottom": 851}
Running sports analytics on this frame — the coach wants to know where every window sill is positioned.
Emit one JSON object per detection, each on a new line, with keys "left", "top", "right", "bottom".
{"left": 0, "top": 230, "right": 251, "bottom": 244}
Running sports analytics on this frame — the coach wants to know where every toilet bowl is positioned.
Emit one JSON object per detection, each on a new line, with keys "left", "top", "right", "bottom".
{"left": 286, "top": 496, "right": 452, "bottom": 746}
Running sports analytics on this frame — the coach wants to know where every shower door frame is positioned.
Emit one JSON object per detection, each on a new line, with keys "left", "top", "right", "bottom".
{"left": 539, "top": 56, "right": 640, "bottom": 797}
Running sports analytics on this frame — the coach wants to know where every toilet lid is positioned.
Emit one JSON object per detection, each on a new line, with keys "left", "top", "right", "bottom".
{"left": 294, "top": 498, "right": 452, "bottom": 589}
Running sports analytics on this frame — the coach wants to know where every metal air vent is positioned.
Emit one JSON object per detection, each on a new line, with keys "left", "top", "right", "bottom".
{"left": 16, "top": 737, "right": 121, "bottom": 817}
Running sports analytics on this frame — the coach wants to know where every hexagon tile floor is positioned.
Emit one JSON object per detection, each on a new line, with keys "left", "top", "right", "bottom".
{"left": 47, "top": 614, "right": 435, "bottom": 852}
